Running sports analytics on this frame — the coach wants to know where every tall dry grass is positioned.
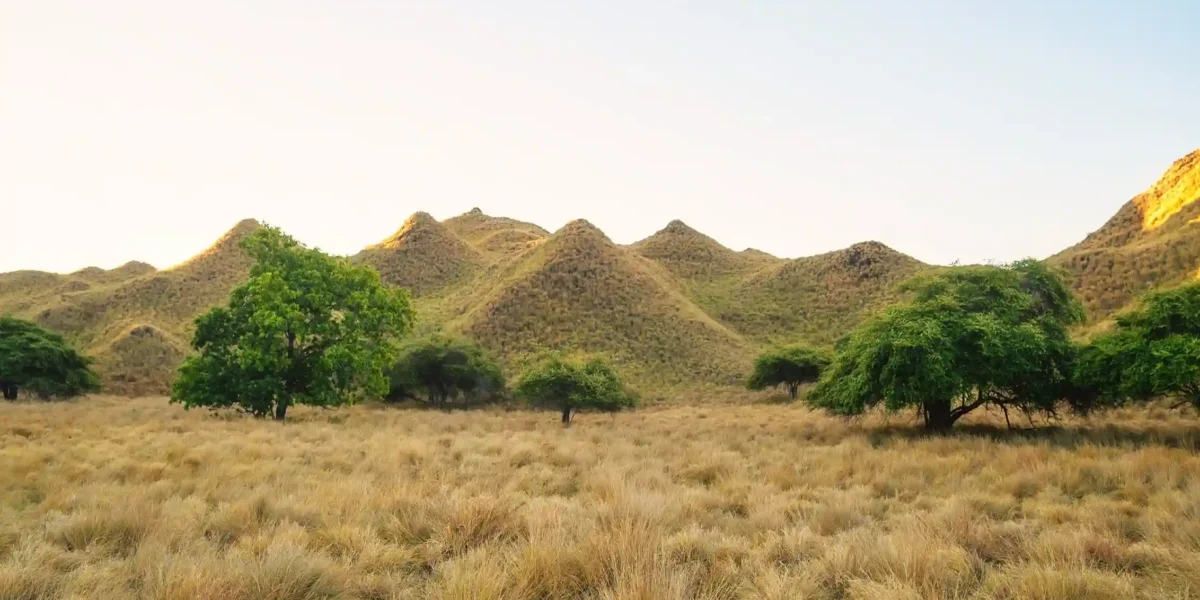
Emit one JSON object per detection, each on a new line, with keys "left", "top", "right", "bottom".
{"left": 3, "top": 397, "right": 1200, "bottom": 599}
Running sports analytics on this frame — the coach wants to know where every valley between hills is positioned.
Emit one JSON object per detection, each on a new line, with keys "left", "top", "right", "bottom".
{"left": 2, "top": 150, "right": 1198, "bottom": 396}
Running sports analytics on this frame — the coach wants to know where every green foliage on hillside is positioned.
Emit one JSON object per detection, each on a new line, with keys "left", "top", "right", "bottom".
{"left": 746, "top": 344, "right": 831, "bottom": 400}
{"left": 0, "top": 316, "right": 100, "bottom": 399}
{"left": 172, "top": 226, "right": 415, "bottom": 420}
{"left": 514, "top": 353, "right": 637, "bottom": 423}
{"left": 387, "top": 334, "right": 505, "bottom": 408}
{"left": 810, "top": 260, "right": 1083, "bottom": 430}
{"left": 1074, "top": 281, "right": 1200, "bottom": 410}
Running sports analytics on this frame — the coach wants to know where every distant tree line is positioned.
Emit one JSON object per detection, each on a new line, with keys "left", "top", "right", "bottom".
{"left": 168, "top": 226, "right": 636, "bottom": 423}
{"left": 10, "top": 223, "right": 1200, "bottom": 434}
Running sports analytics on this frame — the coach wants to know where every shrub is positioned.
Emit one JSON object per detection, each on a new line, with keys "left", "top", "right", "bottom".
{"left": 0, "top": 316, "right": 99, "bottom": 400}
{"left": 514, "top": 353, "right": 636, "bottom": 424}
{"left": 1074, "top": 281, "right": 1200, "bottom": 410}
{"left": 387, "top": 334, "right": 505, "bottom": 408}
{"left": 746, "top": 344, "right": 831, "bottom": 400}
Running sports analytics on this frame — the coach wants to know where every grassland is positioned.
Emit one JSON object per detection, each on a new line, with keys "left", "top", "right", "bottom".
{"left": 4, "top": 396, "right": 1200, "bottom": 599}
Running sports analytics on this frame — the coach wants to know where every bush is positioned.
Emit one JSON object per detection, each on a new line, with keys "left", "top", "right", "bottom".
{"left": 1074, "top": 281, "right": 1200, "bottom": 410}
{"left": 514, "top": 353, "right": 636, "bottom": 424}
{"left": 0, "top": 317, "right": 100, "bottom": 400}
{"left": 387, "top": 334, "right": 505, "bottom": 408}
{"left": 746, "top": 344, "right": 831, "bottom": 400}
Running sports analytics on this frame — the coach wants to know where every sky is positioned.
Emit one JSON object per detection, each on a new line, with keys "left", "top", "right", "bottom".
{"left": 2, "top": 1, "right": 1197, "bottom": 273}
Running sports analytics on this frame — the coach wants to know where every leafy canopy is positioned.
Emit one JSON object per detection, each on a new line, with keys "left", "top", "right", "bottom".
{"left": 809, "top": 259, "right": 1083, "bottom": 431}
{"left": 0, "top": 316, "right": 100, "bottom": 400}
{"left": 171, "top": 226, "right": 415, "bottom": 420}
{"left": 514, "top": 353, "right": 637, "bottom": 423}
{"left": 746, "top": 344, "right": 831, "bottom": 400}
{"left": 1074, "top": 282, "right": 1200, "bottom": 409}
{"left": 387, "top": 334, "right": 505, "bottom": 407}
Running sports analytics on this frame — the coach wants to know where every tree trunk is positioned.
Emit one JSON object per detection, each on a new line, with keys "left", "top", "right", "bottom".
{"left": 923, "top": 400, "right": 954, "bottom": 432}
{"left": 787, "top": 382, "right": 799, "bottom": 400}
{"left": 561, "top": 406, "right": 572, "bottom": 425}
{"left": 2, "top": 384, "right": 16, "bottom": 401}
{"left": 274, "top": 402, "right": 288, "bottom": 422}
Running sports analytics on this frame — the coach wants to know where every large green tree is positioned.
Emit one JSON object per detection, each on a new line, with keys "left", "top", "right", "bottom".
{"left": 0, "top": 317, "right": 100, "bottom": 400}
{"left": 809, "top": 260, "right": 1083, "bottom": 431}
{"left": 747, "top": 344, "right": 831, "bottom": 400}
{"left": 514, "top": 353, "right": 637, "bottom": 424}
{"left": 387, "top": 334, "right": 505, "bottom": 408}
{"left": 1074, "top": 282, "right": 1200, "bottom": 410}
{"left": 171, "top": 226, "right": 415, "bottom": 420}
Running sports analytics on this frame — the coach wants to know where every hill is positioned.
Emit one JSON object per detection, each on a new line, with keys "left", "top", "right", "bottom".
{"left": 442, "top": 208, "right": 549, "bottom": 259}
{"left": 1050, "top": 149, "right": 1200, "bottom": 320}
{"left": 353, "top": 212, "right": 486, "bottom": 296}
{"left": 8, "top": 147, "right": 1200, "bottom": 397}
{"left": 630, "top": 223, "right": 928, "bottom": 346}
{"left": 457, "top": 219, "right": 756, "bottom": 386}
{"left": 0, "top": 220, "right": 260, "bottom": 394}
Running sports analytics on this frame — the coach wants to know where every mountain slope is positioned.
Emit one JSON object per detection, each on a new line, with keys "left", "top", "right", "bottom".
{"left": 458, "top": 220, "right": 755, "bottom": 386}
{"left": 0, "top": 220, "right": 260, "bottom": 393}
{"left": 11, "top": 148, "right": 1199, "bottom": 399}
{"left": 1050, "top": 150, "right": 1200, "bottom": 320}
{"left": 353, "top": 212, "right": 486, "bottom": 296}
{"left": 442, "top": 208, "right": 549, "bottom": 259}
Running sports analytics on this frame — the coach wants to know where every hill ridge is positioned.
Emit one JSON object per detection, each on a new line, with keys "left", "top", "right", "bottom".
{"left": 6, "top": 150, "right": 1200, "bottom": 394}
{"left": 354, "top": 212, "right": 485, "bottom": 296}
{"left": 1051, "top": 149, "right": 1200, "bottom": 321}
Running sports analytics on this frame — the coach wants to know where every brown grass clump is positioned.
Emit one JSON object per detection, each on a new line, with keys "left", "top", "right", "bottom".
{"left": 3, "top": 397, "right": 1200, "bottom": 598}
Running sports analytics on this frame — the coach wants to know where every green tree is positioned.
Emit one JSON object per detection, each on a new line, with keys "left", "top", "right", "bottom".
{"left": 747, "top": 344, "right": 831, "bottom": 400}
{"left": 171, "top": 226, "right": 415, "bottom": 420}
{"left": 810, "top": 259, "right": 1083, "bottom": 431}
{"left": 514, "top": 353, "right": 637, "bottom": 424}
{"left": 1074, "top": 282, "right": 1200, "bottom": 410}
{"left": 0, "top": 317, "right": 100, "bottom": 400}
{"left": 387, "top": 334, "right": 505, "bottom": 408}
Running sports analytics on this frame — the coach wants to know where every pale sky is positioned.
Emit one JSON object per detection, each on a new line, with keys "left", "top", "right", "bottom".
{"left": 2, "top": 1, "right": 1197, "bottom": 273}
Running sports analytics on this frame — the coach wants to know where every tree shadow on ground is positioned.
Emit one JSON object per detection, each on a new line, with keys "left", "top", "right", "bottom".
{"left": 862, "top": 420, "right": 1200, "bottom": 451}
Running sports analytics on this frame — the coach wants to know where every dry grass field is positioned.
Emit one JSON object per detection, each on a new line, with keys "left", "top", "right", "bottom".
{"left": 4, "top": 397, "right": 1200, "bottom": 599}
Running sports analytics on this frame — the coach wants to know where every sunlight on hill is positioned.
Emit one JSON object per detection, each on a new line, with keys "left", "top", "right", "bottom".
{"left": 1136, "top": 150, "right": 1200, "bottom": 231}
{"left": 1052, "top": 150, "right": 1200, "bottom": 321}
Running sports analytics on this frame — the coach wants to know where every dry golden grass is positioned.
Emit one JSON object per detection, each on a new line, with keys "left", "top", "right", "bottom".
{"left": 4, "top": 397, "right": 1200, "bottom": 599}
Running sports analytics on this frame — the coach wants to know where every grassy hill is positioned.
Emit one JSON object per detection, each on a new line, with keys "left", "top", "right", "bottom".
{"left": 1050, "top": 149, "right": 1200, "bottom": 321}
{"left": 8, "top": 147, "right": 1200, "bottom": 397}
{"left": 353, "top": 212, "right": 486, "bottom": 296}
{"left": 0, "top": 219, "right": 260, "bottom": 394}
{"left": 456, "top": 219, "right": 756, "bottom": 387}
